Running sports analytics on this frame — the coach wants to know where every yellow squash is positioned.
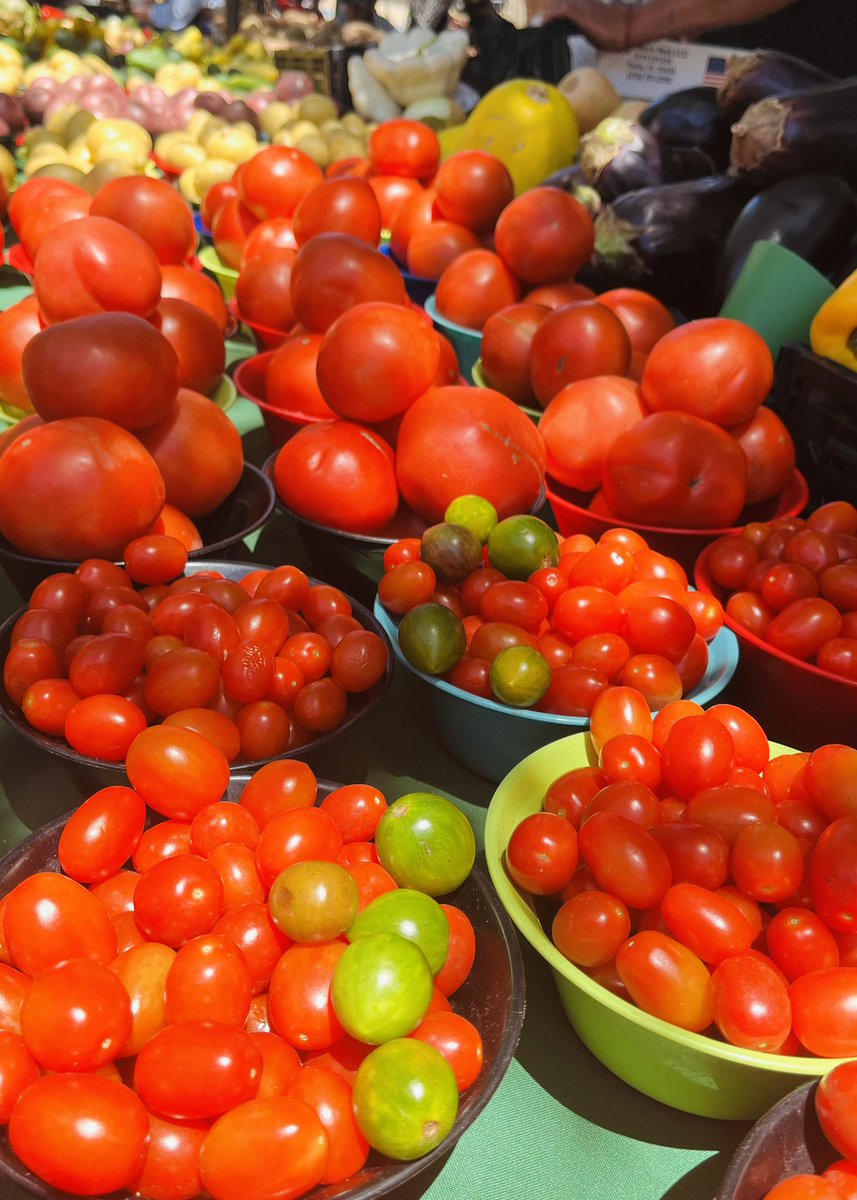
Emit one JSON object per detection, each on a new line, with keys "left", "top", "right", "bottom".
{"left": 456, "top": 78, "right": 579, "bottom": 194}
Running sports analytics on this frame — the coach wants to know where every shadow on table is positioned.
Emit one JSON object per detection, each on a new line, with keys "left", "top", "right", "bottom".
{"left": 513, "top": 938, "right": 750, "bottom": 1196}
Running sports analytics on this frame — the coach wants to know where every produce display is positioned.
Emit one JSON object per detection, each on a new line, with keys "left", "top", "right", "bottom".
{"left": 0, "top": 16, "right": 856, "bottom": 1200}
{"left": 2, "top": 550, "right": 390, "bottom": 766}
{"left": 377, "top": 504, "right": 726, "bottom": 715}
{"left": 502, "top": 694, "right": 857, "bottom": 1059}
{"left": 0, "top": 762, "right": 487, "bottom": 1197}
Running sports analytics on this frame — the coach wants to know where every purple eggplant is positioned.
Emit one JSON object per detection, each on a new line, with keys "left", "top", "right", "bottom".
{"left": 718, "top": 49, "right": 835, "bottom": 122}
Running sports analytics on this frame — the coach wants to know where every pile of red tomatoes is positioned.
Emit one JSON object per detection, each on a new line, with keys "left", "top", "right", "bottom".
{"left": 0, "top": 760, "right": 482, "bottom": 1199}
{"left": 507, "top": 690, "right": 857, "bottom": 1058}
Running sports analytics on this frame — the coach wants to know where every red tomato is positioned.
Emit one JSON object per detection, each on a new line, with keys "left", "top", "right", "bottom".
{"left": 135, "top": 387, "right": 243, "bottom": 518}
{"left": 616, "top": 931, "right": 713, "bottom": 1031}
{"left": 240, "top": 218, "right": 298, "bottom": 268}
{"left": 406, "top": 220, "right": 481, "bottom": 281}
{"left": 201, "top": 179, "right": 238, "bottom": 232}
{"left": 711, "top": 953, "right": 792, "bottom": 1050}
{"left": 153, "top": 298, "right": 226, "bottom": 395}
{"left": 272, "top": 420, "right": 399, "bottom": 535}
{"left": 661, "top": 881, "right": 753, "bottom": 964}
{"left": 730, "top": 406, "right": 797, "bottom": 505}
{"left": 368, "top": 175, "right": 423, "bottom": 231}
{"left": 480, "top": 301, "right": 550, "bottom": 406}
{"left": 791, "top": 968, "right": 857, "bottom": 1056}
{"left": 0, "top": 416, "right": 165, "bottom": 560}
{"left": 164, "top": 933, "right": 253, "bottom": 1026}
{"left": 264, "top": 333, "right": 335, "bottom": 419}
{"left": 434, "top": 249, "right": 520, "bottom": 331}
{"left": 234, "top": 248, "right": 297, "bottom": 333}
{"left": 494, "top": 187, "right": 594, "bottom": 284}
{"left": 0, "top": 1031, "right": 38, "bottom": 1122}
{"left": 816, "top": 1060, "right": 857, "bottom": 1163}
{"left": 433, "top": 150, "right": 514, "bottom": 232}
{"left": 641, "top": 318, "right": 774, "bottom": 428}
{"left": 661, "top": 714, "right": 735, "bottom": 799}
{"left": 135, "top": 1019, "right": 263, "bottom": 1119}
{"left": 290, "top": 233, "right": 408, "bottom": 333}
{"left": 540, "top": 376, "right": 645, "bottom": 491}
{"left": 0, "top": 295, "right": 42, "bottom": 412}
{"left": 810, "top": 816, "right": 857, "bottom": 933}
{"left": 132, "top": 1112, "right": 207, "bottom": 1200}
{"left": 411, "top": 1010, "right": 484, "bottom": 1092}
{"left": 34, "top": 215, "right": 162, "bottom": 326}
{"left": 388, "top": 188, "right": 438, "bottom": 265}
{"left": 551, "top": 889, "right": 630, "bottom": 968}
{"left": 211, "top": 195, "right": 259, "bottom": 269}
{"left": 287, "top": 1063, "right": 369, "bottom": 1181}
{"left": 506, "top": 812, "right": 579, "bottom": 895}
{"left": 4, "top": 872, "right": 116, "bottom": 975}
{"left": 90, "top": 176, "right": 197, "bottom": 264}
{"left": 602, "top": 411, "right": 749, "bottom": 529}
{"left": 20, "top": 958, "right": 132, "bottom": 1071}
{"left": 9, "top": 1074, "right": 149, "bottom": 1194}
{"left": 126, "top": 725, "right": 231, "bottom": 821}
{"left": 579, "top": 812, "right": 671, "bottom": 909}
{"left": 316, "top": 301, "right": 440, "bottom": 422}
{"left": 765, "top": 598, "right": 842, "bottom": 660}
{"left": 12, "top": 178, "right": 91, "bottom": 259}
{"left": 395, "top": 385, "right": 546, "bottom": 522}
{"left": 58, "top": 785, "right": 146, "bottom": 883}
{"left": 239, "top": 146, "right": 324, "bottom": 221}
{"left": 766, "top": 907, "right": 840, "bottom": 982}
{"left": 268, "top": 940, "right": 346, "bottom": 1050}
{"left": 596, "top": 288, "right": 676, "bottom": 354}
{"left": 530, "top": 302, "right": 632, "bottom": 407}
{"left": 161, "top": 263, "right": 229, "bottom": 333}
{"left": 368, "top": 119, "right": 440, "bottom": 180}
{"left": 293, "top": 177, "right": 382, "bottom": 247}
{"left": 24, "top": 310, "right": 179, "bottom": 429}
{"left": 525, "top": 282, "right": 595, "bottom": 308}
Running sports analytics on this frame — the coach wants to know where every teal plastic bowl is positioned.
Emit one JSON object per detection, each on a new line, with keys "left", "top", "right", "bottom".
{"left": 373, "top": 601, "right": 739, "bottom": 785}
{"left": 484, "top": 732, "right": 848, "bottom": 1120}
{"left": 425, "top": 295, "right": 482, "bottom": 381}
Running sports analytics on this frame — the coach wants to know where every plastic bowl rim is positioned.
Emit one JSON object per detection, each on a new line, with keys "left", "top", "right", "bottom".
{"left": 483, "top": 729, "right": 848, "bottom": 1079}
{"left": 373, "top": 597, "right": 739, "bottom": 727}
{"left": 425, "top": 294, "right": 482, "bottom": 340}
{"left": 545, "top": 470, "right": 810, "bottom": 541}
{"left": 198, "top": 243, "right": 239, "bottom": 279}
{"left": 234, "top": 352, "right": 334, "bottom": 425}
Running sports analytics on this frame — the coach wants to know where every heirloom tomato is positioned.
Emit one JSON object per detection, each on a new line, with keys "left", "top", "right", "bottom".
{"left": 290, "top": 233, "right": 408, "bottom": 333}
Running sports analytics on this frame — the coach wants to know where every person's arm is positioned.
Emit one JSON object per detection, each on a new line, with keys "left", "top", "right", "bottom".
{"left": 545, "top": 0, "right": 798, "bottom": 51}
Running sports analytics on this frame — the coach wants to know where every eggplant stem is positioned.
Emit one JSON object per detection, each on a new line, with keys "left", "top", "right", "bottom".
{"left": 593, "top": 207, "right": 646, "bottom": 280}
{"left": 730, "top": 97, "right": 788, "bottom": 173}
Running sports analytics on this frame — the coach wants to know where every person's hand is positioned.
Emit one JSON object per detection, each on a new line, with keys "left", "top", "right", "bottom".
{"left": 545, "top": 0, "right": 633, "bottom": 50}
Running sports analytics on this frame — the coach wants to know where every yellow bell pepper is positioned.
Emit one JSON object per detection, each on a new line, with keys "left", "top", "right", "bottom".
{"left": 810, "top": 267, "right": 857, "bottom": 372}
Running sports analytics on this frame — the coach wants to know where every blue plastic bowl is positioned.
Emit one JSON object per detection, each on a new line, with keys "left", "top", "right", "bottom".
{"left": 424, "top": 295, "right": 482, "bottom": 382}
{"left": 374, "top": 599, "right": 740, "bottom": 785}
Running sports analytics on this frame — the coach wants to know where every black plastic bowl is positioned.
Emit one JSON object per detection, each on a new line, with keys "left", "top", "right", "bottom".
{"left": 0, "top": 463, "right": 276, "bottom": 598}
{"left": 0, "top": 560, "right": 393, "bottom": 774}
{"left": 0, "top": 779, "right": 526, "bottom": 1200}
{"left": 716, "top": 1080, "right": 837, "bottom": 1199}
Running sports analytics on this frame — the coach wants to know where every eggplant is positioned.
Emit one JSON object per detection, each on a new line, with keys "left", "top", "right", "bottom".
{"left": 730, "top": 78, "right": 857, "bottom": 185}
{"left": 717, "top": 49, "right": 835, "bottom": 123}
{"left": 579, "top": 117, "right": 714, "bottom": 202}
{"left": 540, "top": 163, "right": 603, "bottom": 216}
{"left": 592, "top": 174, "right": 755, "bottom": 316}
{"left": 714, "top": 173, "right": 857, "bottom": 305}
{"left": 639, "top": 86, "right": 732, "bottom": 172}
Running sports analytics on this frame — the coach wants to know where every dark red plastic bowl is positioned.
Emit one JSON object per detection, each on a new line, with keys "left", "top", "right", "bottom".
{"left": 547, "top": 470, "right": 809, "bottom": 574}
{"left": 695, "top": 539, "right": 857, "bottom": 750}
{"left": 228, "top": 299, "right": 293, "bottom": 352}
{"left": 234, "top": 350, "right": 329, "bottom": 447}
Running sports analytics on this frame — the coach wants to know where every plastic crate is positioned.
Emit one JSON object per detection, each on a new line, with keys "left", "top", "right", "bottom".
{"left": 273, "top": 44, "right": 361, "bottom": 110}
{"left": 769, "top": 342, "right": 857, "bottom": 511}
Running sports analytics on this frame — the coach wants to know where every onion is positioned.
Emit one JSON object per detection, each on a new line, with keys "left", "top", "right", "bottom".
{"left": 83, "top": 94, "right": 122, "bottom": 120}
{"left": 23, "top": 81, "right": 57, "bottom": 123}
{"left": 124, "top": 100, "right": 149, "bottom": 126}
{"left": 274, "top": 70, "right": 314, "bottom": 102}
{"left": 245, "top": 89, "right": 274, "bottom": 115}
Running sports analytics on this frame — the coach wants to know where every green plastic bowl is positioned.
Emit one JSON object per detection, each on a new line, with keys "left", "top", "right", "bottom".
{"left": 484, "top": 732, "right": 848, "bottom": 1120}
{"left": 198, "top": 244, "right": 239, "bottom": 301}
{"left": 471, "top": 357, "right": 542, "bottom": 427}
{"left": 425, "top": 295, "right": 482, "bottom": 381}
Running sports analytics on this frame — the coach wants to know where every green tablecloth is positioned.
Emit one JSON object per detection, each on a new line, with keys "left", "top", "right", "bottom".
{"left": 0, "top": 325, "right": 753, "bottom": 1200}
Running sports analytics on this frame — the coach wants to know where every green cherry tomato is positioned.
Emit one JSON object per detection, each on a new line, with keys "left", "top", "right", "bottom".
{"left": 490, "top": 645, "right": 552, "bottom": 707}
{"left": 331, "top": 931, "right": 433, "bottom": 1045}
{"left": 420, "top": 523, "right": 483, "bottom": 583}
{"left": 375, "top": 793, "right": 476, "bottom": 896}
{"left": 443, "top": 495, "right": 498, "bottom": 546}
{"left": 397, "top": 603, "right": 466, "bottom": 676}
{"left": 487, "top": 514, "right": 560, "bottom": 580}
{"left": 352, "top": 1038, "right": 459, "bottom": 1161}
{"left": 348, "top": 888, "right": 450, "bottom": 976}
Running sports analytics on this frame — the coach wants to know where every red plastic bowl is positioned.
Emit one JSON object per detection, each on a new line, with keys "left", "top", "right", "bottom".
{"left": 546, "top": 470, "right": 810, "bottom": 574}
{"left": 7, "top": 243, "right": 34, "bottom": 277}
{"left": 694, "top": 538, "right": 857, "bottom": 751}
{"left": 233, "top": 350, "right": 325, "bottom": 447}
{"left": 228, "top": 298, "right": 293, "bottom": 351}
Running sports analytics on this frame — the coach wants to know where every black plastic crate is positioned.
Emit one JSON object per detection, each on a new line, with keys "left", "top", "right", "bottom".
{"left": 769, "top": 342, "right": 857, "bottom": 511}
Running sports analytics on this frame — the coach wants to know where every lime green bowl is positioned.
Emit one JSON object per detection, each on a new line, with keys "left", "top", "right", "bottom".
{"left": 198, "top": 244, "right": 239, "bottom": 301}
{"left": 425, "top": 295, "right": 482, "bottom": 381}
{"left": 484, "top": 732, "right": 848, "bottom": 1121}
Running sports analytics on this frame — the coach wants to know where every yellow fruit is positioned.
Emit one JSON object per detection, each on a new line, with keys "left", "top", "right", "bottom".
{"left": 178, "top": 166, "right": 202, "bottom": 205}
{"left": 0, "top": 43, "right": 23, "bottom": 69}
{"left": 259, "top": 101, "right": 292, "bottom": 138}
{"left": 458, "top": 78, "right": 579, "bottom": 194}
{"left": 297, "top": 94, "right": 337, "bottom": 126}
{"left": 0, "top": 144, "right": 17, "bottom": 188}
{"left": 202, "top": 127, "right": 258, "bottom": 164}
{"left": 87, "top": 118, "right": 151, "bottom": 160}
{"left": 195, "top": 157, "right": 236, "bottom": 192}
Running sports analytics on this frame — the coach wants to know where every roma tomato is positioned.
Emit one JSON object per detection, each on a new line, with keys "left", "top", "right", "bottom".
{"left": 616, "top": 931, "right": 713, "bottom": 1032}
{"left": 0, "top": 416, "right": 165, "bottom": 560}
{"left": 494, "top": 187, "right": 594, "bottom": 284}
{"left": 273, "top": 421, "right": 399, "bottom": 535}
{"left": 578, "top": 813, "right": 671, "bottom": 909}
{"left": 641, "top": 318, "right": 774, "bottom": 428}
{"left": 58, "top": 785, "right": 147, "bottom": 883}
{"left": 791, "top": 968, "right": 857, "bottom": 1057}
{"left": 135, "top": 1020, "right": 263, "bottom": 1119}
{"left": 711, "top": 953, "right": 792, "bottom": 1051}
{"left": 4, "top": 872, "right": 116, "bottom": 975}
{"left": 529, "top": 302, "right": 632, "bottom": 407}
{"left": 506, "top": 812, "right": 579, "bottom": 895}
{"left": 602, "top": 411, "right": 749, "bottom": 530}
{"left": 34, "top": 215, "right": 162, "bottom": 326}
{"left": 125, "top": 725, "right": 231, "bottom": 821}
{"left": 395, "top": 386, "right": 546, "bottom": 523}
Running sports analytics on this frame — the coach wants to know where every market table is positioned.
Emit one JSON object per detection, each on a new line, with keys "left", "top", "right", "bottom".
{"left": 0, "top": 418, "right": 757, "bottom": 1200}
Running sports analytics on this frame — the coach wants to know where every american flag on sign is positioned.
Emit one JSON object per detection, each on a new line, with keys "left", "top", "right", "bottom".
{"left": 703, "top": 54, "right": 728, "bottom": 86}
